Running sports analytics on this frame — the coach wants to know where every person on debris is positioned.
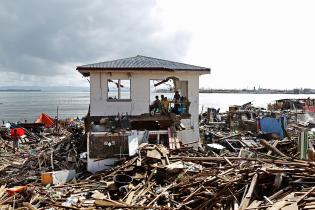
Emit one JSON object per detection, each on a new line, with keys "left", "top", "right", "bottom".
{"left": 12, "top": 129, "right": 19, "bottom": 153}
{"left": 179, "top": 96, "right": 191, "bottom": 115}
{"left": 150, "top": 96, "right": 162, "bottom": 115}
{"left": 160, "top": 95, "right": 167, "bottom": 114}
{"left": 174, "top": 91, "right": 180, "bottom": 101}
{"left": 161, "top": 96, "right": 170, "bottom": 115}
{"left": 172, "top": 91, "right": 181, "bottom": 114}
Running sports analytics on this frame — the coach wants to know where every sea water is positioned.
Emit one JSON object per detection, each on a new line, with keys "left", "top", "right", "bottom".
{"left": 0, "top": 91, "right": 89, "bottom": 122}
{"left": 0, "top": 91, "right": 314, "bottom": 122}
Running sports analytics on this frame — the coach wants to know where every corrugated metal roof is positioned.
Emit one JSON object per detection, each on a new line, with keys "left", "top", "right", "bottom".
{"left": 76, "top": 55, "right": 210, "bottom": 73}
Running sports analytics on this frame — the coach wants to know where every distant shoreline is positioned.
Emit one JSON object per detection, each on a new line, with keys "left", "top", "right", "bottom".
{"left": 0, "top": 89, "right": 42, "bottom": 92}
{"left": 199, "top": 91, "right": 315, "bottom": 94}
{"left": 199, "top": 89, "right": 315, "bottom": 94}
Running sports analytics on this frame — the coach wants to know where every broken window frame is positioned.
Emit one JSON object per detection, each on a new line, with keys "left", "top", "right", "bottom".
{"left": 107, "top": 79, "right": 131, "bottom": 101}
{"left": 149, "top": 79, "right": 191, "bottom": 117}
{"left": 149, "top": 79, "right": 175, "bottom": 103}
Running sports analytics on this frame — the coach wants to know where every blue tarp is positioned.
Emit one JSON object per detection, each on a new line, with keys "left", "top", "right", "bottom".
{"left": 259, "top": 116, "right": 287, "bottom": 139}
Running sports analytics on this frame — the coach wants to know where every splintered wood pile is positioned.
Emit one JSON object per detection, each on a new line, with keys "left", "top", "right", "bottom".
{"left": 0, "top": 136, "right": 315, "bottom": 210}
{"left": 1, "top": 113, "right": 315, "bottom": 209}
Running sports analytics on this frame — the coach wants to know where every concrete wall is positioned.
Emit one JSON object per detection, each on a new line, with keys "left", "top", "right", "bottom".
{"left": 90, "top": 71, "right": 202, "bottom": 143}
{"left": 90, "top": 72, "right": 150, "bottom": 116}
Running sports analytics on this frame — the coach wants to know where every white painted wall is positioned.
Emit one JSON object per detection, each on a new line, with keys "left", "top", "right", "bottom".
{"left": 89, "top": 71, "right": 204, "bottom": 143}
{"left": 90, "top": 72, "right": 150, "bottom": 116}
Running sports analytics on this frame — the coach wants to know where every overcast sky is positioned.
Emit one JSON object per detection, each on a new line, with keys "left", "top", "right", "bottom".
{"left": 0, "top": 0, "right": 314, "bottom": 89}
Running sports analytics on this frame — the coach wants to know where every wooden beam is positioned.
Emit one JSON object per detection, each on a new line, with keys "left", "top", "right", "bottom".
{"left": 260, "top": 140, "right": 288, "bottom": 158}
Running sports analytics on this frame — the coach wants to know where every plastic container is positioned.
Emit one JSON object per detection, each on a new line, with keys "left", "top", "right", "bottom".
{"left": 113, "top": 174, "right": 133, "bottom": 187}
{"left": 7, "top": 186, "right": 27, "bottom": 196}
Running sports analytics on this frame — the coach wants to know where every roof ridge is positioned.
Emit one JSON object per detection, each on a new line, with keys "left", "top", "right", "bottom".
{"left": 135, "top": 55, "right": 208, "bottom": 69}
{"left": 76, "top": 55, "right": 211, "bottom": 74}
{"left": 80, "top": 55, "right": 138, "bottom": 67}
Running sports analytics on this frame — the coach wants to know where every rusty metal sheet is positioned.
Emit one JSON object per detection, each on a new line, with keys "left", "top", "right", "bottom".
{"left": 89, "top": 133, "right": 129, "bottom": 159}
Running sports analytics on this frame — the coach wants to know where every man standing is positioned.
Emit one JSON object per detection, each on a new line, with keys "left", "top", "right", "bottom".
{"left": 150, "top": 96, "right": 161, "bottom": 115}
{"left": 173, "top": 91, "right": 181, "bottom": 114}
{"left": 174, "top": 91, "right": 180, "bottom": 101}
{"left": 12, "top": 129, "right": 19, "bottom": 153}
{"left": 161, "top": 96, "right": 170, "bottom": 115}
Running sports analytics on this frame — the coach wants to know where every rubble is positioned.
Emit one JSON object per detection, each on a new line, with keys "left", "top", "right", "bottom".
{"left": 2, "top": 102, "right": 315, "bottom": 209}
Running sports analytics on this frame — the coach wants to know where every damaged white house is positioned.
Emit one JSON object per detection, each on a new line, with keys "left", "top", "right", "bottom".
{"left": 76, "top": 55, "right": 210, "bottom": 173}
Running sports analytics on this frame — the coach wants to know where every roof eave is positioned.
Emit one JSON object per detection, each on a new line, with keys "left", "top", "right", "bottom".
{"left": 77, "top": 67, "right": 174, "bottom": 71}
{"left": 199, "top": 68, "right": 211, "bottom": 75}
{"left": 76, "top": 67, "right": 210, "bottom": 76}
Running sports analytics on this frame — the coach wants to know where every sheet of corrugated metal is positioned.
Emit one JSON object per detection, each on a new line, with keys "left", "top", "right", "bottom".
{"left": 76, "top": 55, "right": 210, "bottom": 72}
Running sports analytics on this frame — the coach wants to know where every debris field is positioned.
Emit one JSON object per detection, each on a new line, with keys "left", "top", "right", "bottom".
{"left": 1, "top": 102, "right": 315, "bottom": 210}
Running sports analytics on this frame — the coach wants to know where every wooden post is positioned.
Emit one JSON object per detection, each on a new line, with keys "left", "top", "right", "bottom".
{"left": 56, "top": 105, "right": 59, "bottom": 135}
{"left": 118, "top": 79, "right": 121, "bottom": 99}
{"left": 50, "top": 148, "right": 54, "bottom": 170}
{"left": 298, "top": 131, "right": 308, "bottom": 160}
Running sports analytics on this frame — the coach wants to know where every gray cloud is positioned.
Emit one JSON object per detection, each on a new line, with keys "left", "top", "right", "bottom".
{"left": 0, "top": 0, "right": 191, "bottom": 85}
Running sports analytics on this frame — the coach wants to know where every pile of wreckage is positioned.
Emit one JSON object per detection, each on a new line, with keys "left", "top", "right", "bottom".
{"left": 2, "top": 104, "right": 315, "bottom": 209}
{"left": 0, "top": 113, "right": 87, "bottom": 208}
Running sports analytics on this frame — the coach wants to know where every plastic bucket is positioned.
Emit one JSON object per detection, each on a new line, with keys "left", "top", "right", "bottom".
{"left": 113, "top": 174, "right": 133, "bottom": 187}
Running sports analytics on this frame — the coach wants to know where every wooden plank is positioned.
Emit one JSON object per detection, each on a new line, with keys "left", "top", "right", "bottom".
{"left": 0, "top": 185, "right": 6, "bottom": 200}
{"left": 267, "top": 141, "right": 279, "bottom": 156}
{"left": 95, "top": 199, "right": 162, "bottom": 209}
{"left": 183, "top": 186, "right": 202, "bottom": 202}
{"left": 23, "top": 202, "right": 38, "bottom": 210}
{"left": 260, "top": 140, "right": 288, "bottom": 158}
{"left": 239, "top": 174, "right": 258, "bottom": 210}
{"left": 126, "top": 191, "right": 135, "bottom": 205}
{"left": 174, "top": 137, "right": 181, "bottom": 149}
{"left": 282, "top": 187, "right": 315, "bottom": 210}
{"left": 168, "top": 128, "right": 175, "bottom": 150}
{"left": 247, "top": 200, "right": 262, "bottom": 209}
{"left": 148, "top": 184, "right": 173, "bottom": 206}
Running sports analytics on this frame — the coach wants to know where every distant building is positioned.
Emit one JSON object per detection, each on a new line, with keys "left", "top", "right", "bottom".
{"left": 303, "top": 88, "right": 311, "bottom": 94}
{"left": 293, "top": 89, "right": 300, "bottom": 94}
